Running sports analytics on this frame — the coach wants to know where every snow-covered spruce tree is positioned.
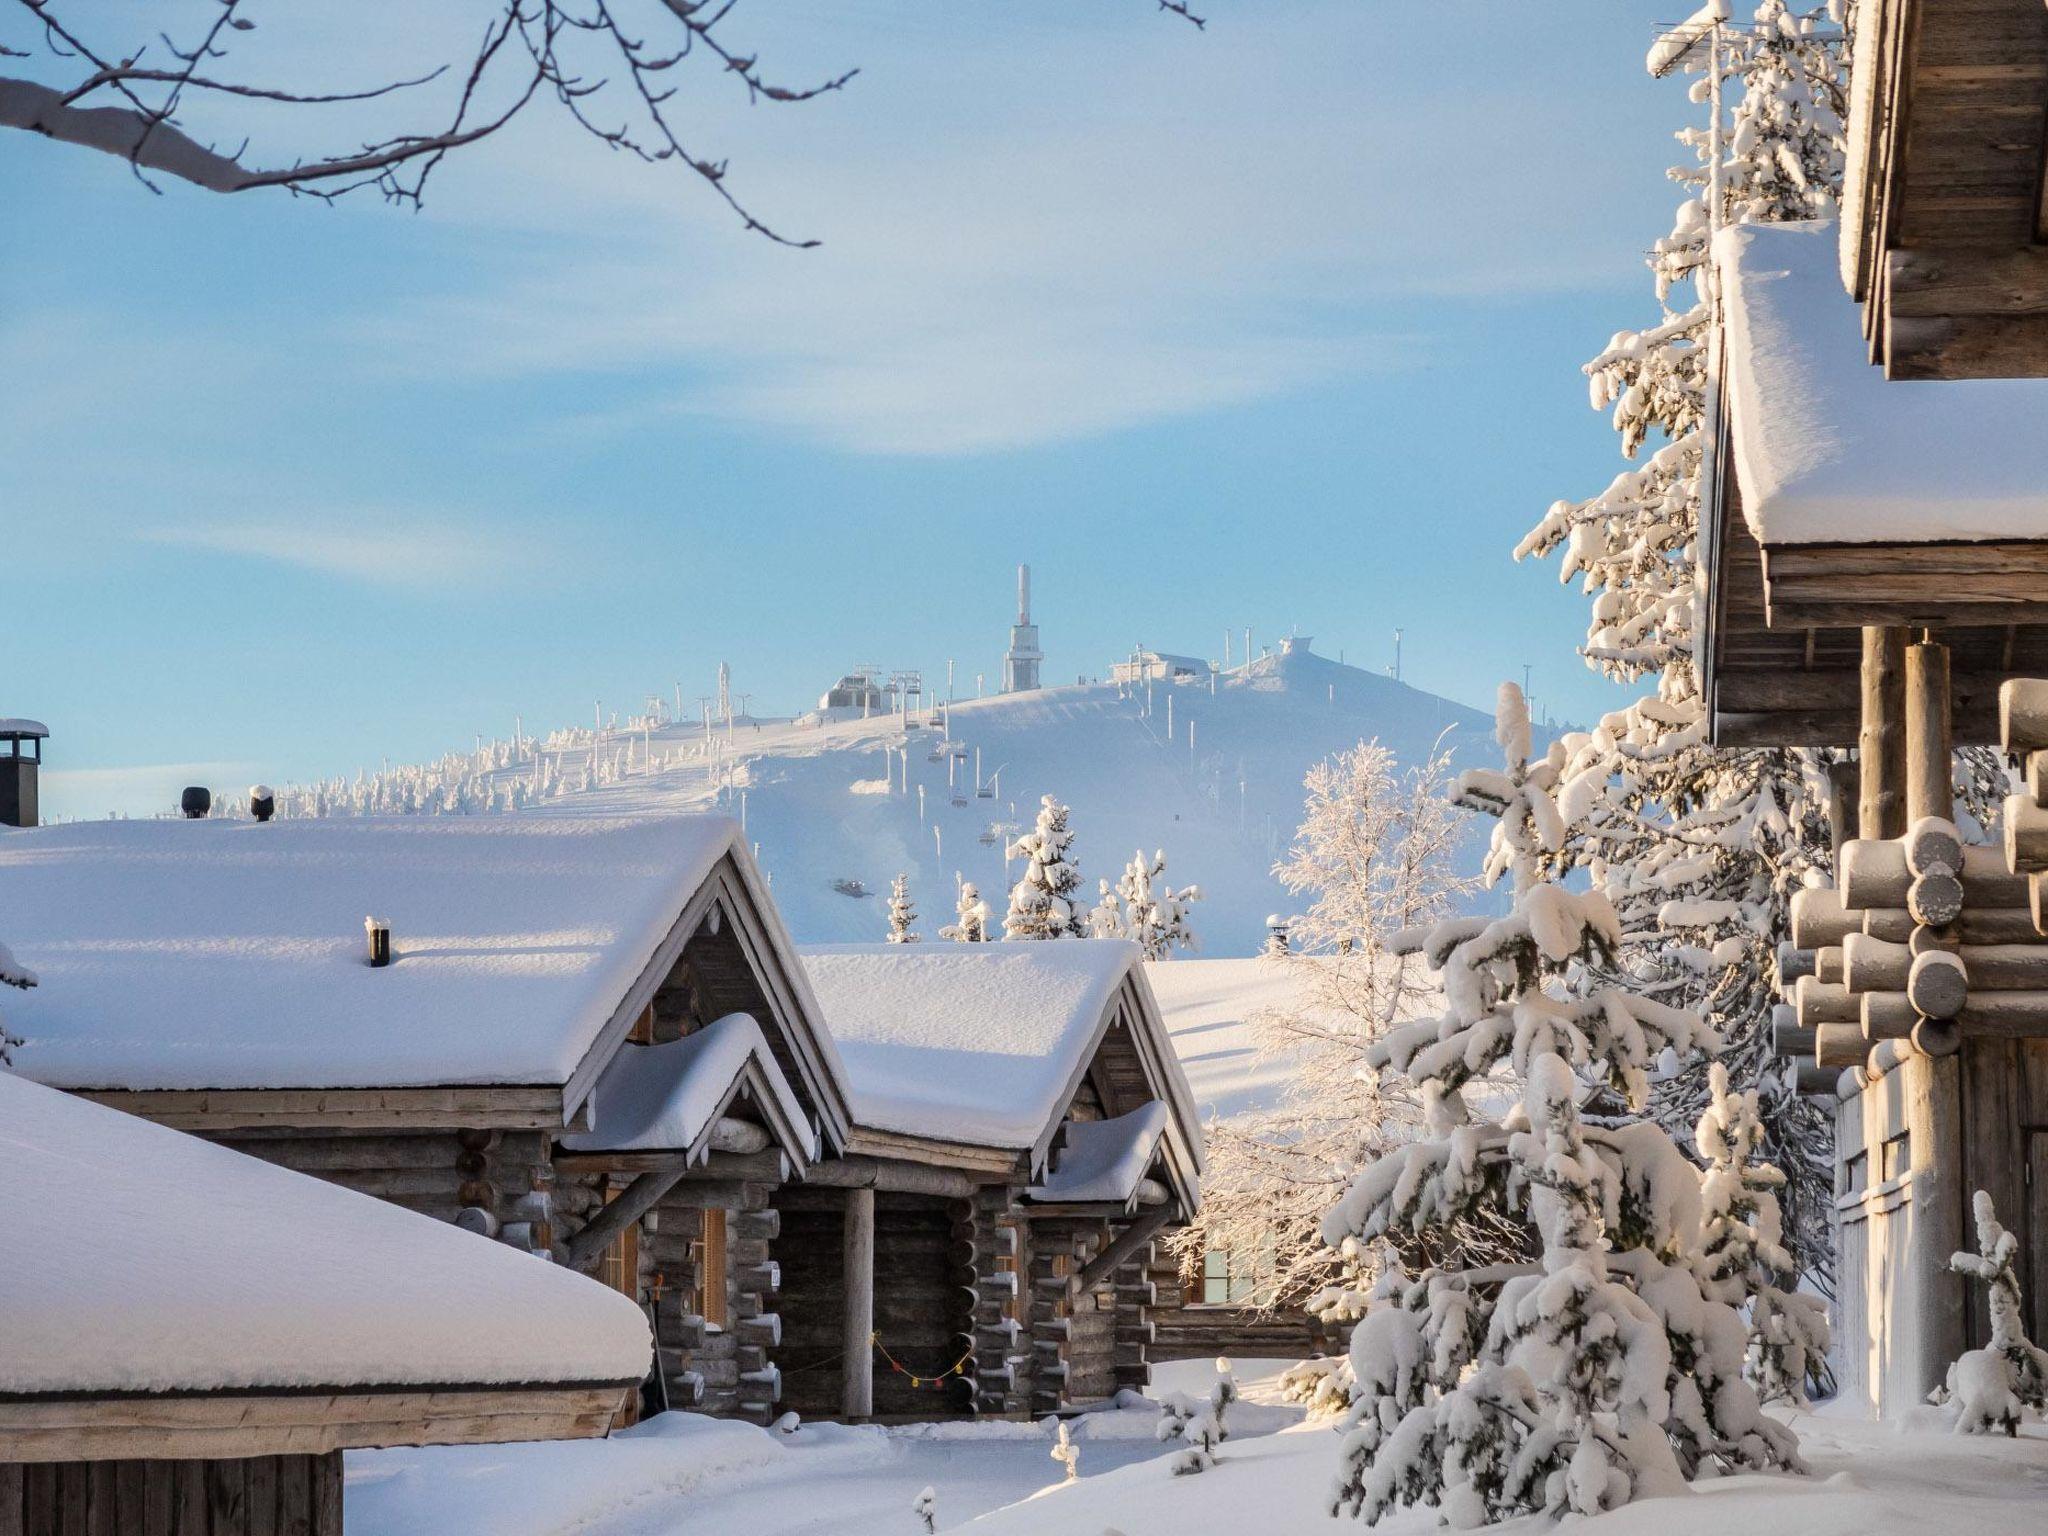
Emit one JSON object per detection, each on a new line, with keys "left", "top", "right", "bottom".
{"left": 1935, "top": 1192, "right": 2048, "bottom": 1435}
{"left": 0, "top": 937, "right": 34, "bottom": 1066}
{"left": 1322, "top": 684, "right": 1802, "bottom": 1526}
{"left": 1003, "top": 795, "right": 1086, "bottom": 940}
{"left": 940, "top": 877, "right": 991, "bottom": 942}
{"left": 1514, "top": 1, "right": 1865, "bottom": 1297}
{"left": 885, "top": 873, "right": 921, "bottom": 944}
{"left": 1695, "top": 1062, "right": 1829, "bottom": 1404}
{"left": 1170, "top": 740, "right": 1474, "bottom": 1333}
{"left": 1089, "top": 849, "right": 1200, "bottom": 958}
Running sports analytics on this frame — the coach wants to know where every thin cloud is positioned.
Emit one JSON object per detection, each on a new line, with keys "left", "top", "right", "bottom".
{"left": 143, "top": 518, "right": 522, "bottom": 589}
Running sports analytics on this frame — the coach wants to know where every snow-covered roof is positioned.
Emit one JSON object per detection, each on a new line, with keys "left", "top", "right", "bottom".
{"left": 1717, "top": 220, "right": 2048, "bottom": 544}
{"left": 0, "top": 814, "right": 743, "bottom": 1092}
{"left": 1027, "top": 1101, "right": 1171, "bottom": 1207}
{"left": 0, "top": 1071, "right": 650, "bottom": 1396}
{"left": 798, "top": 941, "right": 1202, "bottom": 1192}
{"left": 560, "top": 1012, "right": 816, "bottom": 1165}
{"left": 799, "top": 941, "right": 1139, "bottom": 1149}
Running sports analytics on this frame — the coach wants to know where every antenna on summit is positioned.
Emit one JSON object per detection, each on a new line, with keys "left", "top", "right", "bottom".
{"left": 1001, "top": 563, "right": 1042, "bottom": 694}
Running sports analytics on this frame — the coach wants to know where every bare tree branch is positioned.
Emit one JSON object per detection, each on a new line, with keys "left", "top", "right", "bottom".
{"left": 2, "top": 0, "right": 1206, "bottom": 239}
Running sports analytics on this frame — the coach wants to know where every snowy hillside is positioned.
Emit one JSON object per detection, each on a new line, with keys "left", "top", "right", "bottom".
{"left": 280, "top": 638, "right": 1493, "bottom": 955}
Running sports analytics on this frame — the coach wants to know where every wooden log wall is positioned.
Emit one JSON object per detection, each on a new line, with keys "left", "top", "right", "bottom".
{"left": 212, "top": 1128, "right": 556, "bottom": 1258}
{"left": 1022, "top": 1217, "right": 1161, "bottom": 1411}
{"left": 0, "top": 1452, "right": 342, "bottom": 1536}
{"left": 968, "top": 1186, "right": 1028, "bottom": 1417}
{"left": 1144, "top": 1247, "right": 1339, "bottom": 1364}
{"left": 767, "top": 1187, "right": 975, "bottom": 1422}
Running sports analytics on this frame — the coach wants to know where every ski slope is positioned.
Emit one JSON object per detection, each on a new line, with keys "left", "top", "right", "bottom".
{"left": 284, "top": 639, "right": 1493, "bottom": 956}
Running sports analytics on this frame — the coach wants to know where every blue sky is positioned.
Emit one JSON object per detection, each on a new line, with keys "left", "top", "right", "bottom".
{"left": 3, "top": 1, "right": 1689, "bottom": 819}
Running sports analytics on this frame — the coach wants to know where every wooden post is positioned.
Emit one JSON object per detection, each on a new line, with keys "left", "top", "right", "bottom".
{"left": 1859, "top": 627, "right": 1908, "bottom": 839}
{"left": 1905, "top": 634, "right": 1953, "bottom": 824}
{"left": 1826, "top": 758, "right": 1859, "bottom": 865}
{"left": 841, "top": 1186, "right": 875, "bottom": 1419}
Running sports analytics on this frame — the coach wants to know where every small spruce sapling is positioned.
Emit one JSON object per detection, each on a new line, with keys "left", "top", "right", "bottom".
{"left": 940, "top": 877, "right": 991, "bottom": 942}
{"left": 912, "top": 1486, "right": 938, "bottom": 1534}
{"left": 886, "top": 873, "right": 921, "bottom": 944}
{"left": 1935, "top": 1192, "right": 2048, "bottom": 1435}
{"left": 1050, "top": 1419, "right": 1080, "bottom": 1482}
{"left": 0, "top": 938, "right": 35, "bottom": 1067}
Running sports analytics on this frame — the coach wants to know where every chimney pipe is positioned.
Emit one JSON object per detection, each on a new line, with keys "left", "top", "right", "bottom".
{"left": 180, "top": 786, "right": 212, "bottom": 820}
{"left": 1017, "top": 563, "right": 1031, "bottom": 625}
{"left": 365, "top": 916, "right": 392, "bottom": 968}
{"left": 249, "top": 784, "right": 276, "bottom": 823}
{"left": 0, "top": 719, "right": 47, "bottom": 829}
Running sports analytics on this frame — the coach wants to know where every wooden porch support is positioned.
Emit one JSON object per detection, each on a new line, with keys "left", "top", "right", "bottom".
{"left": 563, "top": 1156, "right": 691, "bottom": 1274}
{"left": 1070, "top": 1206, "right": 1171, "bottom": 1297}
{"left": 1860, "top": 626, "right": 1909, "bottom": 840}
{"left": 841, "top": 1186, "right": 876, "bottom": 1419}
{"left": 1906, "top": 634, "right": 1954, "bottom": 824}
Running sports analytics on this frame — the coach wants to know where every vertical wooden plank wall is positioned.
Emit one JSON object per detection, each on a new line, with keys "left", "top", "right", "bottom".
{"left": 0, "top": 1453, "right": 341, "bottom": 1536}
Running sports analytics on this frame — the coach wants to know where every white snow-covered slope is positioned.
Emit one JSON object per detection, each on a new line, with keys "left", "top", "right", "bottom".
{"left": 283, "top": 638, "right": 1494, "bottom": 956}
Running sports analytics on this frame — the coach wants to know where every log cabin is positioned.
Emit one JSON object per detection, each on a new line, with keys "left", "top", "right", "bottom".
{"left": 1142, "top": 956, "right": 1350, "bottom": 1365}
{"left": 797, "top": 941, "right": 1205, "bottom": 1420}
{"left": 1704, "top": 199, "right": 2048, "bottom": 1410}
{"left": 0, "top": 813, "right": 852, "bottom": 1425}
{"left": 0, "top": 1072, "right": 648, "bottom": 1535}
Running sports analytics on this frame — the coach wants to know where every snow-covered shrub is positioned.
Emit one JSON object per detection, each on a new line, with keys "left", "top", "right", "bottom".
{"left": 1169, "top": 1446, "right": 1212, "bottom": 1476}
{"left": 1277, "top": 1354, "right": 1354, "bottom": 1418}
{"left": 886, "top": 872, "right": 921, "bottom": 944}
{"left": 0, "top": 938, "right": 35, "bottom": 1066}
{"left": 911, "top": 1485, "right": 937, "bottom": 1533}
{"left": 1005, "top": 796, "right": 1087, "bottom": 939}
{"left": 1933, "top": 1192, "right": 2048, "bottom": 1436}
{"left": 1322, "top": 684, "right": 1804, "bottom": 1527}
{"left": 1153, "top": 1390, "right": 1197, "bottom": 1443}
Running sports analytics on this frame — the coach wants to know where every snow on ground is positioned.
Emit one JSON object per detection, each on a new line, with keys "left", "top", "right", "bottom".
{"left": 349, "top": 1360, "right": 2048, "bottom": 1536}
{"left": 296, "top": 640, "right": 1494, "bottom": 956}
{"left": 1146, "top": 955, "right": 1314, "bottom": 1123}
{"left": 346, "top": 1361, "right": 1301, "bottom": 1536}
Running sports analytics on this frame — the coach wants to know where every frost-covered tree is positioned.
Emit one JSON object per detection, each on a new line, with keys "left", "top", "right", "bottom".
{"left": 1935, "top": 1192, "right": 2048, "bottom": 1435}
{"left": 885, "top": 873, "right": 921, "bottom": 944}
{"left": 1004, "top": 795, "right": 1086, "bottom": 940}
{"left": 911, "top": 1486, "right": 938, "bottom": 1534}
{"left": 1513, "top": 1, "right": 1870, "bottom": 1296}
{"left": 1170, "top": 740, "right": 1472, "bottom": 1330}
{"left": 0, "top": 938, "right": 34, "bottom": 1066}
{"left": 1322, "top": 684, "right": 1803, "bottom": 1526}
{"left": 940, "top": 878, "right": 991, "bottom": 943}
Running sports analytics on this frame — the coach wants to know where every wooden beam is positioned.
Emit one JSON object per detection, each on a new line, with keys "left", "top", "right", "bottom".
{"left": 75, "top": 1085, "right": 565, "bottom": 1133}
{"left": 841, "top": 1187, "right": 875, "bottom": 1420}
{"left": 1070, "top": 1206, "right": 1171, "bottom": 1297}
{"left": 563, "top": 1157, "right": 692, "bottom": 1274}
{"left": 1905, "top": 636, "right": 1954, "bottom": 824}
{"left": 1861, "top": 627, "right": 1908, "bottom": 839}
{"left": 0, "top": 1385, "right": 632, "bottom": 1462}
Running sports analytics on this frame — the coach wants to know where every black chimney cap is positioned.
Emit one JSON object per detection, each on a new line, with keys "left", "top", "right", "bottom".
{"left": 180, "top": 786, "right": 212, "bottom": 819}
{"left": 249, "top": 783, "right": 276, "bottom": 823}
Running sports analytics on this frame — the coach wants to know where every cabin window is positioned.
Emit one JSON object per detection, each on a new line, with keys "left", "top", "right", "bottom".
{"left": 598, "top": 1189, "right": 641, "bottom": 1302}
{"left": 696, "top": 1208, "right": 730, "bottom": 1330}
{"left": 1201, "top": 1244, "right": 1272, "bottom": 1307}
{"left": 1843, "top": 1149, "right": 1868, "bottom": 1197}
{"left": 1880, "top": 1132, "right": 1911, "bottom": 1184}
